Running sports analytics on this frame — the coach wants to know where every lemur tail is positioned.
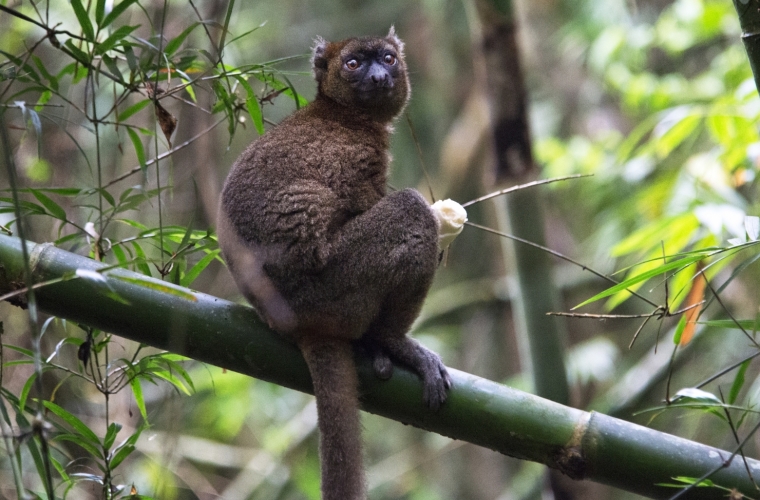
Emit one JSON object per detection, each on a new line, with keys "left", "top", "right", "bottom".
{"left": 298, "top": 336, "right": 366, "bottom": 500}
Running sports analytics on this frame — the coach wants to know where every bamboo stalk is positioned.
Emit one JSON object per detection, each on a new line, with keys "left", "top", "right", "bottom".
{"left": 733, "top": 0, "right": 760, "bottom": 96}
{"left": 0, "top": 234, "right": 758, "bottom": 499}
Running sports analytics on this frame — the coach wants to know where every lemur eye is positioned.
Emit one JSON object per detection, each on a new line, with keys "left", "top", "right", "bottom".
{"left": 345, "top": 59, "right": 360, "bottom": 70}
{"left": 384, "top": 54, "right": 397, "bottom": 65}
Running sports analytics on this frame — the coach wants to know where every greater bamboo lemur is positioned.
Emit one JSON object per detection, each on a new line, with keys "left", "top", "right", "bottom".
{"left": 217, "top": 28, "right": 452, "bottom": 500}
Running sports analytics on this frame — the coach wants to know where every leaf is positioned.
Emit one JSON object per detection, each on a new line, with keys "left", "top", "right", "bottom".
{"left": 746, "top": 216, "right": 760, "bottom": 241}
{"left": 151, "top": 369, "right": 192, "bottom": 395}
{"left": 574, "top": 253, "right": 706, "bottom": 309}
{"left": 42, "top": 401, "right": 100, "bottom": 446}
{"left": 728, "top": 360, "right": 750, "bottom": 405}
{"left": 164, "top": 22, "right": 201, "bottom": 56}
{"left": 118, "top": 99, "right": 151, "bottom": 121}
{"left": 672, "top": 315, "right": 687, "bottom": 345}
{"left": 64, "top": 39, "right": 90, "bottom": 66}
{"left": 70, "top": 0, "right": 95, "bottom": 41}
{"left": 161, "top": 357, "right": 195, "bottom": 392}
{"left": 15, "top": 187, "right": 83, "bottom": 196}
{"left": 54, "top": 433, "right": 102, "bottom": 459}
{"left": 125, "top": 44, "right": 138, "bottom": 72}
{"left": 699, "top": 319, "right": 755, "bottom": 330}
{"left": 180, "top": 78, "right": 197, "bottom": 102}
{"left": 100, "top": 0, "right": 140, "bottom": 28}
{"left": 673, "top": 388, "right": 722, "bottom": 405}
{"left": 95, "top": 0, "right": 106, "bottom": 25}
{"left": 131, "top": 242, "right": 152, "bottom": 276}
{"left": 129, "top": 377, "right": 148, "bottom": 421}
{"left": 30, "top": 189, "right": 67, "bottom": 220}
{"left": 110, "top": 425, "right": 145, "bottom": 468}
{"left": 110, "top": 274, "right": 197, "bottom": 302}
{"left": 19, "top": 371, "right": 38, "bottom": 413}
{"left": 104, "top": 422, "right": 122, "bottom": 450}
{"left": 181, "top": 249, "right": 220, "bottom": 287}
{"left": 95, "top": 187, "right": 116, "bottom": 207}
{"left": 126, "top": 127, "right": 147, "bottom": 173}
{"left": 96, "top": 25, "right": 139, "bottom": 55}
{"left": 109, "top": 444, "right": 135, "bottom": 469}
{"left": 32, "top": 55, "right": 58, "bottom": 91}
{"left": 235, "top": 76, "right": 265, "bottom": 135}
{"left": 656, "top": 476, "right": 715, "bottom": 488}
{"left": 678, "top": 263, "right": 705, "bottom": 346}
{"left": 111, "top": 244, "right": 128, "bottom": 265}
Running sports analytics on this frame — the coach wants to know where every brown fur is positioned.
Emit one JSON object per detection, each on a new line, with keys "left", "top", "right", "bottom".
{"left": 217, "top": 28, "right": 452, "bottom": 500}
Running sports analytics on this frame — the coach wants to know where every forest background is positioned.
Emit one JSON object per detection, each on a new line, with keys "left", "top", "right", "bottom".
{"left": 1, "top": 0, "right": 760, "bottom": 499}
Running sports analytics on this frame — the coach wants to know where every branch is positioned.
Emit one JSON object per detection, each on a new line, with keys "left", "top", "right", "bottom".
{"left": 0, "top": 234, "right": 757, "bottom": 499}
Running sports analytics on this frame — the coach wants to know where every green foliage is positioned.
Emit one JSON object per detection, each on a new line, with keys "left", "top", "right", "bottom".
{"left": 0, "top": 0, "right": 307, "bottom": 497}
{"left": 538, "top": 0, "right": 760, "bottom": 489}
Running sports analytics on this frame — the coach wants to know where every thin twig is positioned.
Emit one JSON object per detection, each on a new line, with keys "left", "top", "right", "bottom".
{"left": 704, "top": 276, "right": 760, "bottom": 349}
{"left": 405, "top": 114, "right": 436, "bottom": 202}
{"left": 461, "top": 174, "right": 592, "bottom": 208}
{"left": 719, "top": 387, "right": 758, "bottom": 491}
{"left": 548, "top": 311, "right": 663, "bottom": 319}
{"left": 465, "top": 220, "right": 660, "bottom": 308}
{"left": 105, "top": 116, "right": 226, "bottom": 187}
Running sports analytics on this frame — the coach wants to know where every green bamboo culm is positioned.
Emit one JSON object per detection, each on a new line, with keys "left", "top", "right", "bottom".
{"left": 734, "top": 0, "right": 760, "bottom": 95}
{"left": 1, "top": 234, "right": 759, "bottom": 499}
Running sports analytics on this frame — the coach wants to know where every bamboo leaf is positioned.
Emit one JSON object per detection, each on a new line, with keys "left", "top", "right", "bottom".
{"left": 672, "top": 388, "right": 723, "bottom": 405}
{"left": 110, "top": 425, "right": 145, "bottom": 468}
{"left": 745, "top": 216, "right": 760, "bottom": 241}
{"left": 70, "top": 0, "right": 95, "bottom": 42}
{"left": 118, "top": 99, "right": 151, "bottom": 121}
{"left": 30, "top": 189, "right": 66, "bottom": 220}
{"left": 180, "top": 249, "right": 220, "bottom": 288}
{"left": 126, "top": 127, "right": 147, "bottom": 173}
{"left": 95, "top": 0, "right": 106, "bottom": 25}
{"left": 698, "top": 319, "right": 755, "bottom": 329}
{"left": 110, "top": 274, "right": 197, "bottom": 302}
{"left": 111, "top": 243, "right": 128, "bottom": 266}
{"left": 164, "top": 22, "right": 201, "bottom": 56}
{"left": 103, "top": 422, "right": 121, "bottom": 450}
{"left": 234, "top": 76, "right": 265, "bottom": 135}
{"left": 18, "top": 372, "right": 37, "bottom": 413}
{"left": 64, "top": 39, "right": 90, "bottom": 66}
{"left": 573, "top": 253, "right": 706, "bottom": 309}
{"left": 109, "top": 444, "right": 135, "bottom": 469}
{"left": 150, "top": 369, "right": 191, "bottom": 395}
{"left": 100, "top": 0, "right": 139, "bottom": 28}
{"left": 55, "top": 434, "right": 102, "bottom": 459}
{"left": 42, "top": 401, "right": 100, "bottom": 446}
{"left": 160, "top": 357, "right": 195, "bottom": 392}
{"left": 728, "top": 360, "right": 750, "bottom": 405}
{"left": 130, "top": 241, "right": 152, "bottom": 276}
{"left": 672, "top": 315, "right": 687, "bottom": 345}
{"left": 96, "top": 25, "right": 138, "bottom": 55}
{"left": 129, "top": 377, "right": 148, "bottom": 421}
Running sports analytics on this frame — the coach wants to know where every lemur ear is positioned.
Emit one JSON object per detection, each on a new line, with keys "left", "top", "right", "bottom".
{"left": 387, "top": 26, "right": 404, "bottom": 51}
{"left": 312, "top": 36, "right": 329, "bottom": 83}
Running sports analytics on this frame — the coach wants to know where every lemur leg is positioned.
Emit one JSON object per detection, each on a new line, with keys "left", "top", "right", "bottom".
{"left": 329, "top": 188, "right": 451, "bottom": 409}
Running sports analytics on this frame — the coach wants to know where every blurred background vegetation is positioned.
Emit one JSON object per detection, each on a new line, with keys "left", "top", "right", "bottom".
{"left": 2, "top": 0, "right": 760, "bottom": 498}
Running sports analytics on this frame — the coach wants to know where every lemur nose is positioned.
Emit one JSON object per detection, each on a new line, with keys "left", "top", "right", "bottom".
{"left": 369, "top": 65, "right": 389, "bottom": 85}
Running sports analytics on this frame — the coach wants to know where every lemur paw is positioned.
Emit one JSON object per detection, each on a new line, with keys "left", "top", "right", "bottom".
{"left": 422, "top": 354, "right": 453, "bottom": 411}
